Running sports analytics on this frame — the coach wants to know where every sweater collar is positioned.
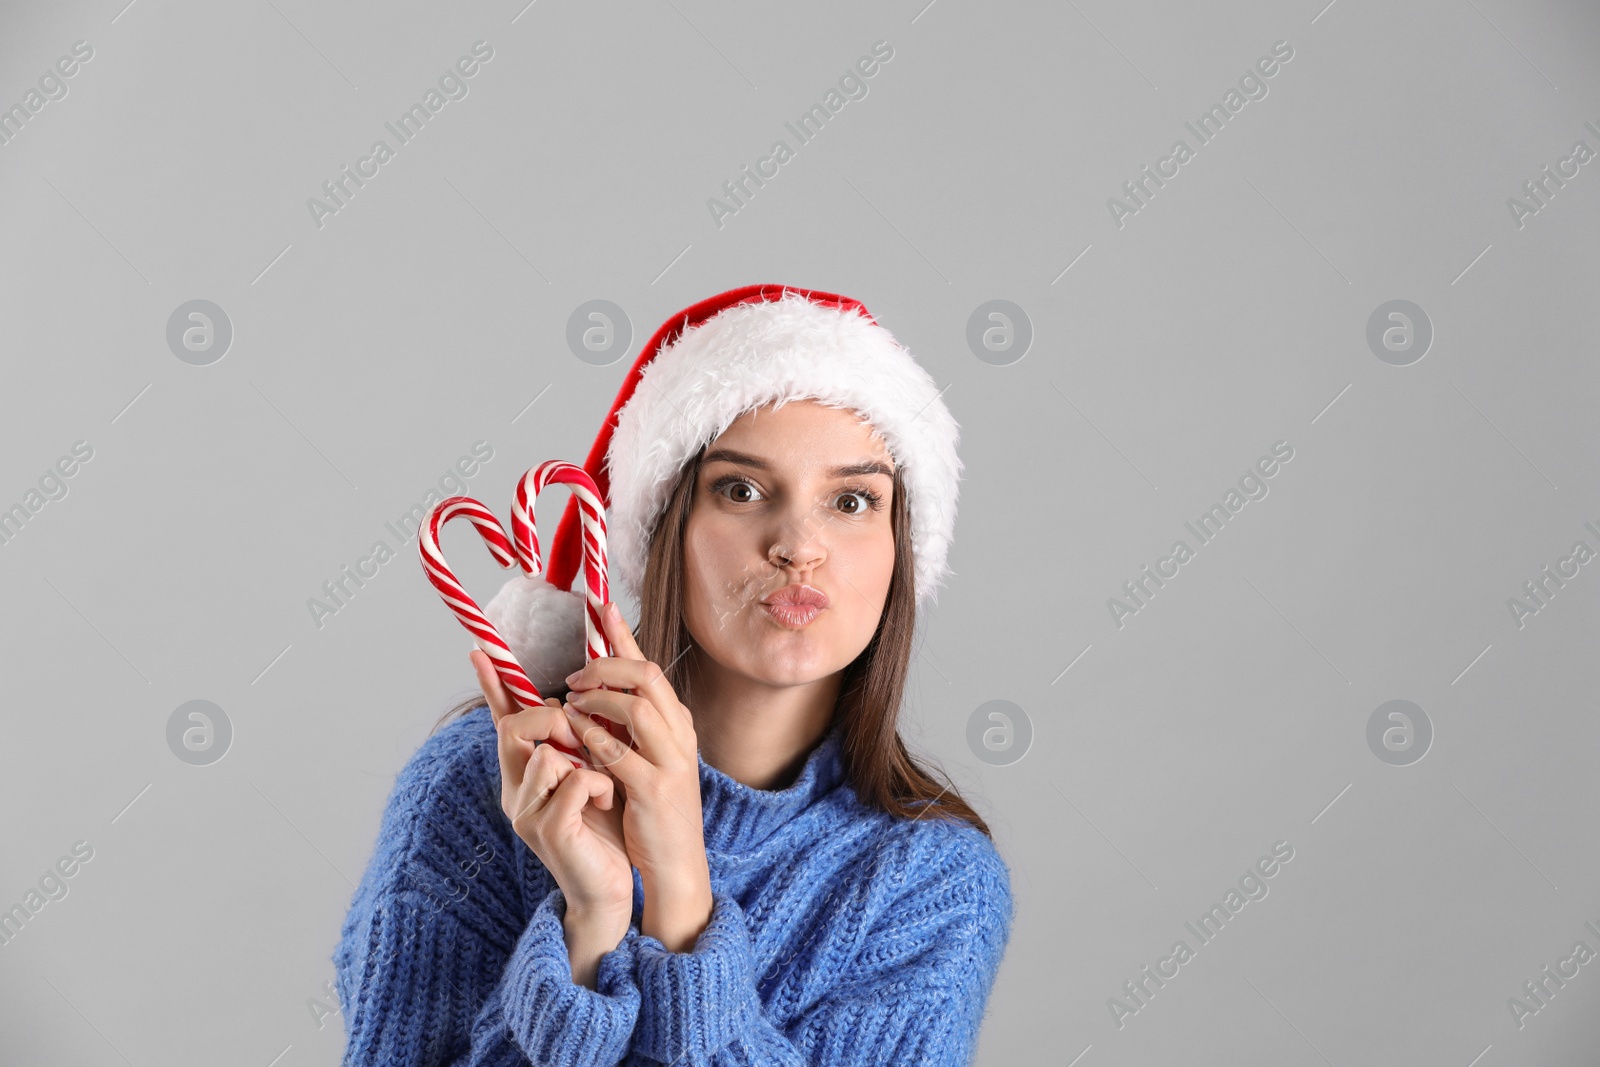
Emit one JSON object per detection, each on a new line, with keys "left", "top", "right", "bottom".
{"left": 698, "top": 722, "right": 847, "bottom": 854}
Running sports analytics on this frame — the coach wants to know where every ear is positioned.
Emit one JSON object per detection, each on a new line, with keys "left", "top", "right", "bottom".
{"left": 480, "top": 575, "right": 588, "bottom": 695}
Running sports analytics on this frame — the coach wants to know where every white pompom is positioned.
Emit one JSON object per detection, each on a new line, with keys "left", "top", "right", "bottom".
{"left": 477, "top": 575, "right": 589, "bottom": 694}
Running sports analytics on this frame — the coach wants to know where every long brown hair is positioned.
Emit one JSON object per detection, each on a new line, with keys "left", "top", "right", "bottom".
{"left": 432, "top": 445, "right": 992, "bottom": 837}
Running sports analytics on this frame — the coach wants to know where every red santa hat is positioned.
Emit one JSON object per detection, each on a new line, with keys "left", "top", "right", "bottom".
{"left": 480, "top": 283, "right": 963, "bottom": 694}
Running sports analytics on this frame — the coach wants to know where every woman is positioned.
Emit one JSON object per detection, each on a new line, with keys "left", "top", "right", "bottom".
{"left": 334, "top": 285, "right": 1014, "bottom": 1066}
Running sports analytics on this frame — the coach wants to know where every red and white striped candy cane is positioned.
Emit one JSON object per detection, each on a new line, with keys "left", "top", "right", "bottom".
{"left": 418, "top": 463, "right": 634, "bottom": 770}
{"left": 419, "top": 493, "right": 596, "bottom": 769}
{"left": 511, "top": 461, "right": 637, "bottom": 756}
{"left": 512, "top": 461, "right": 614, "bottom": 665}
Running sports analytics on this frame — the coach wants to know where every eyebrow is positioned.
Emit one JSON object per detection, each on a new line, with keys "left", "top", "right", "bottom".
{"left": 702, "top": 447, "right": 894, "bottom": 480}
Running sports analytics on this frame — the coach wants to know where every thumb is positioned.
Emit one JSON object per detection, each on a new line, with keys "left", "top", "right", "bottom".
{"left": 550, "top": 766, "right": 616, "bottom": 821}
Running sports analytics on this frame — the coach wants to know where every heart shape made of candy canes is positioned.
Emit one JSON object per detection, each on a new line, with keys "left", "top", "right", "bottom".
{"left": 419, "top": 460, "right": 637, "bottom": 771}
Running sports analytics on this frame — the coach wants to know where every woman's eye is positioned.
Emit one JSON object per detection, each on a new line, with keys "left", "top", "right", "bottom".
{"left": 719, "top": 479, "right": 762, "bottom": 503}
{"left": 714, "top": 476, "right": 879, "bottom": 513}
{"left": 836, "top": 489, "right": 880, "bottom": 515}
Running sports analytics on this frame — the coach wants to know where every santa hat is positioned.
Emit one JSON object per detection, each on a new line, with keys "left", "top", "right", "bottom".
{"left": 480, "top": 283, "right": 963, "bottom": 693}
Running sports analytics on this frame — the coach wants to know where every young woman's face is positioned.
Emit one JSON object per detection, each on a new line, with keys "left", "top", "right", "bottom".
{"left": 682, "top": 398, "right": 897, "bottom": 692}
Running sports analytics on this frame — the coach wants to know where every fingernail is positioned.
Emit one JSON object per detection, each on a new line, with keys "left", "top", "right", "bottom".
{"left": 565, "top": 670, "right": 581, "bottom": 685}
{"left": 607, "top": 602, "right": 620, "bottom": 621}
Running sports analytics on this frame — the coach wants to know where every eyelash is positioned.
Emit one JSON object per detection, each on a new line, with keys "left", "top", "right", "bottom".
{"left": 709, "top": 474, "right": 885, "bottom": 514}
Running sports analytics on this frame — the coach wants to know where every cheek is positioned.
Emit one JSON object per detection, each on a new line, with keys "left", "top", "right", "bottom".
{"left": 682, "top": 516, "right": 771, "bottom": 623}
{"left": 832, "top": 526, "right": 896, "bottom": 616}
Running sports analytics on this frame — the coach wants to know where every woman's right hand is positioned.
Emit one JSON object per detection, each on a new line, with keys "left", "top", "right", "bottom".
{"left": 470, "top": 650, "right": 634, "bottom": 924}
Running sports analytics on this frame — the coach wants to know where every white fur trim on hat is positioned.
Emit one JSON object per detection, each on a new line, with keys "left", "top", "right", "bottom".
{"left": 605, "top": 290, "right": 963, "bottom": 607}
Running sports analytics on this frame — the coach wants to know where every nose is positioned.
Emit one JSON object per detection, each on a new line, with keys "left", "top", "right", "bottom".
{"left": 766, "top": 500, "right": 828, "bottom": 577}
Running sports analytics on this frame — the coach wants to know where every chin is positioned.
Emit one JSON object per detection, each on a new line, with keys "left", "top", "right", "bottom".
{"left": 740, "top": 646, "right": 830, "bottom": 685}
{"left": 755, "top": 636, "right": 869, "bottom": 685}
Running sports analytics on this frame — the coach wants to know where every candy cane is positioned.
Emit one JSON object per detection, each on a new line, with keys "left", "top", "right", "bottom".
{"left": 419, "top": 463, "right": 634, "bottom": 771}
{"left": 511, "top": 461, "right": 615, "bottom": 666}
{"left": 513, "top": 461, "right": 637, "bottom": 757}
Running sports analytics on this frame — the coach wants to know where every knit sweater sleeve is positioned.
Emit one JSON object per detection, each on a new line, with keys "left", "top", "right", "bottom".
{"left": 334, "top": 710, "right": 645, "bottom": 1066}
{"left": 336, "top": 879, "right": 643, "bottom": 1066}
{"left": 625, "top": 822, "right": 1014, "bottom": 1067}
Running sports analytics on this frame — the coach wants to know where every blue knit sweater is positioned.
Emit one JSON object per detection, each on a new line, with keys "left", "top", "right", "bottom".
{"left": 334, "top": 705, "right": 1013, "bottom": 1066}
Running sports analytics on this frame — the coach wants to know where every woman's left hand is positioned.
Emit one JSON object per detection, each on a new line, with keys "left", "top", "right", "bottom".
{"left": 562, "top": 601, "right": 712, "bottom": 950}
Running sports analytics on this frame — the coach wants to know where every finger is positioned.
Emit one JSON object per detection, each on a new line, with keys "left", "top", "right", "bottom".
{"left": 600, "top": 601, "right": 646, "bottom": 661}
{"left": 566, "top": 687, "right": 670, "bottom": 765}
{"left": 567, "top": 659, "right": 686, "bottom": 737}
{"left": 470, "top": 649, "right": 521, "bottom": 723}
{"left": 565, "top": 649, "right": 679, "bottom": 730}
{"left": 547, "top": 765, "right": 617, "bottom": 823}
{"left": 567, "top": 706, "right": 698, "bottom": 836}
{"left": 496, "top": 696, "right": 538, "bottom": 798}
{"left": 564, "top": 704, "right": 649, "bottom": 782}
{"left": 470, "top": 649, "right": 511, "bottom": 720}
{"left": 510, "top": 741, "right": 568, "bottom": 828}
{"left": 498, "top": 698, "right": 585, "bottom": 752}
{"left": 496, "top": 695, "right": 582, "bottom": 795}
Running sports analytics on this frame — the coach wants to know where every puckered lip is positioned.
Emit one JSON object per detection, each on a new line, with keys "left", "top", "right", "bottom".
{"left": 760, "top": 583, "right": 829, "bottom": 608}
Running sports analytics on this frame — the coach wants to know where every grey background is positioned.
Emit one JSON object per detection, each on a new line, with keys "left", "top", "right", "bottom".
{"left": 2, "top": 0, "right": 1597, "bottom": 1063}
